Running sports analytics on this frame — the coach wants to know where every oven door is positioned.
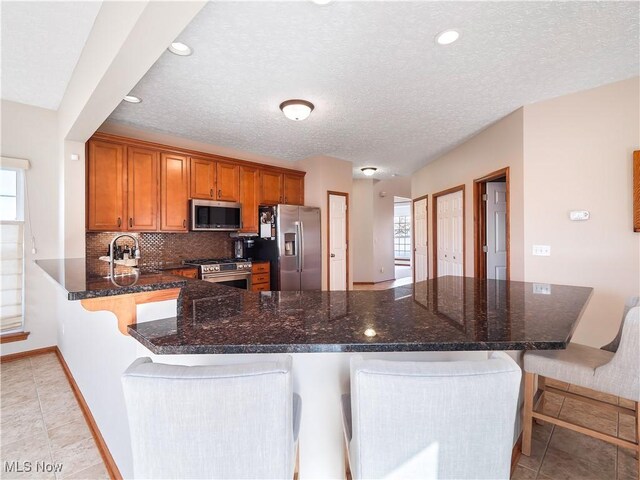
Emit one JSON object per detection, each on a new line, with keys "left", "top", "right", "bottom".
{"left": 202, "top": 271, "right": 252, "bottom": 290}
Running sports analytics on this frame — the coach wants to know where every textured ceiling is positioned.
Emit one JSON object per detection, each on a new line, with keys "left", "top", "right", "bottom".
{"left": 1, "top": 1, "right": 102, "bottom": 110}
{"left": 108, "top": 1, "right": 638, "bottom": 177}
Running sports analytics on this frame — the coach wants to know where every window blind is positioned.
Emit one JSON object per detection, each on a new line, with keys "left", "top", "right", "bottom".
{"left": 1, "top": 222, "right": 24, "bottom": 333}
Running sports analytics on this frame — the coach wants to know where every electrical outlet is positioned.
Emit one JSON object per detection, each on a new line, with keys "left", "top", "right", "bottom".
{"left": 532, "top": 245, "right": 551, "bottom": 256}
{"left": 380, "top": 267, "right": 384, "bottom": 273}
{"left": 533, "top": 283, "right": 551, "bottom": 295}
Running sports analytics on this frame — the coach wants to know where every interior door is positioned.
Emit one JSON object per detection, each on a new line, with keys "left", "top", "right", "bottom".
{"left": 486, "top": 182, "right": 507, "bottom": 280}
{"left": 329, "top": 194, "right": 347, "bottom": 291}
{"left": 278, "top": 205, "right": 301, "bottom": 291}
{"left": 300, "top": 207, "right": 322, "bottom": 291}
{"left": 413, "top": 197, "right": 428, "bottom": 282}
{"left": 436, "top": 190, "right": 463, "bottom": 277}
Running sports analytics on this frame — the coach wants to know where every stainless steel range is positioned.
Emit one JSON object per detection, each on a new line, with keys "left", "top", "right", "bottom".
{"left": 182, "top": 258, "right": 252, "bottom": 290}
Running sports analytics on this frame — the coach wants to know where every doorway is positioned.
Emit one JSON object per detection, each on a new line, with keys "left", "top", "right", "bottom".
{"left": 473, "top": 168, "right": 510, "bottom": 280}
{"left": 394, "top": 197, "right": 412, "bottom": 281}
{"left": 327, "top": 191, "right": 349, "bottom": 290}
{"left": 412, "top": 195, "right": 428, "bottom": 282}
{"left": 432, "top": 185, "right": 465, "bottom": 278}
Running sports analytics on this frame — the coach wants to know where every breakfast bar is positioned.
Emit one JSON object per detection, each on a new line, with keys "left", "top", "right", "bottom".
{"left": 37, "top": 258, "right": 593, "bottom": 478}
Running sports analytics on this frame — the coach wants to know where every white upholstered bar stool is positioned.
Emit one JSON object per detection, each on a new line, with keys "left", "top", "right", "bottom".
{"left": 122, "top": 356, "right": 301, "bottom": 479}
{"left": 341, "top": 352, "right": 521, "bottom": 479}
{"left": 522, "top": 298, "right": 640, "bottom": 471}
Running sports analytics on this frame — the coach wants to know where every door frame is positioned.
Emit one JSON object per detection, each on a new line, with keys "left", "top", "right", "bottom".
{"left": 326, "top": 191, "right": 350, "bottom": 291}
{"left": 473, "top": 167, "right": 510, "bottom": 280}
{"left": 432, "top": 185, "right": 466, "bottom": 278}
{"left": 412, "top": 194, "right": 429, "bottom": 282}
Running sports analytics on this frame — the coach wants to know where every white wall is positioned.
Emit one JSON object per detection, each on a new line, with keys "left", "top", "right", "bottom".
{"left": 0, "top": 100, "right": 61, "bottom": 354}
{"left": 351, "top": 179, "right": 375, "bottom": 282}
{"left": 523, "top": 77, "right": 640, "bottom": 347}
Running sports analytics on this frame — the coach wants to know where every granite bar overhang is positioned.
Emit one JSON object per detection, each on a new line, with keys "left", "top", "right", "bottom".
{"left": 128, "top": 276, "right": 594, "bottom": 354}
{"left": 36, "top": 258, "right": 187, "bottom": 301}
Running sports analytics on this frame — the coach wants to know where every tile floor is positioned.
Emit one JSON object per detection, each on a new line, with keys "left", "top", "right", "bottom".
{"left": 1, "top": 354, "right": 637, "bottom": 480}
{"left": 1, "top": 352, "right": 109, "bottom": 479}
{"left": 512, "top": 379, "right": 638, "bottom": 480}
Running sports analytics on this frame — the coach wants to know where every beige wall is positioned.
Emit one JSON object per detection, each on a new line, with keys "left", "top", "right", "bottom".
{"left": 523, "top": 77, "right": 640, "bottom": 347}
{"left": 295, "top": 155, "right": 353, "bottom": 290}
{"left": 412, "top": 108, "right": 525, "bottom": 280}
{"left": 1, "top": 100, "right": 61, "bottom": 354}
{"left": 352, "top": 176, "right": 411, "bottom": 283}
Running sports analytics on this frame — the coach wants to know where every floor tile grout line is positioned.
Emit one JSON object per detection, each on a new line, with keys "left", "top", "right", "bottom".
{"left": 30, "top": 355, "right": 59, "bottom": 478}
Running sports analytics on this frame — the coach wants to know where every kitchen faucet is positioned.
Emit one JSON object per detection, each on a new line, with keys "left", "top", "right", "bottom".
{"left": 109, "top": 234, "right": 141, "bottom": 279}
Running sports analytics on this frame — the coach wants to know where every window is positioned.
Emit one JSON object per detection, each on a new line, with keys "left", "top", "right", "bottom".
{"left": 394, "top": 215, "right": 411, "bottom": 260}
{"left": 1, "top": 168, "right": 25, "bottom": 334}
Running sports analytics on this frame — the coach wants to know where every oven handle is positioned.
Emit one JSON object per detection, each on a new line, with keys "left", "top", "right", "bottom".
{"left": 202, "top": 271, "right": 252, "bottom": 284}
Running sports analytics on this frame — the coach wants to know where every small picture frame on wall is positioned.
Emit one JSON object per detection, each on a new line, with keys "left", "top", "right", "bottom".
{"left": 634, "top": 150, "right": 640, "bottom": 232}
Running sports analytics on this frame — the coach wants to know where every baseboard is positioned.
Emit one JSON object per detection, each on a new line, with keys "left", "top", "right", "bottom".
{"left": 54, "top": 347, "right": 122, "bottom": 480}
{"left": 353, "top": 282, "right": 375, "bottom": 285}
{"left": 1, "top": 346, "right": 56, "bottom": 362}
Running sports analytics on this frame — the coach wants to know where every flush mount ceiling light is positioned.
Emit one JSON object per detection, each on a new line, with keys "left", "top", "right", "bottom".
{"left": 435, "top": 29, "right": 460, "bottom": 45}
{"left": 168, "top": 42, "right": 192, "bottom": 56}
{"left": 361, "top": 167, "right": 377, "bottom": 176}
{"left": 279, "top": 99, "right": 314, "bottom": 121}
{"left": 311, "top": 0, "right": 332, "bottom": 4}
{"left": 123, "top": 95, "right": 142, "bottom": 104}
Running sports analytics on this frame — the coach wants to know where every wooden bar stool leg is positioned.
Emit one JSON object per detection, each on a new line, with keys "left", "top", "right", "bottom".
{"left": 535, "top": 376, "right": 546, "bottom": 425}
{"left": 522, "top": 372, "right": 535, "bottom": 456}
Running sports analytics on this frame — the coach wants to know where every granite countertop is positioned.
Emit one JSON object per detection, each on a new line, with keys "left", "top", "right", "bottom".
{"left": 36, "top": 258, "right": 188, "bottom": 301}
{"left": 128, "top": 276, "right": 593, "bottom": 355}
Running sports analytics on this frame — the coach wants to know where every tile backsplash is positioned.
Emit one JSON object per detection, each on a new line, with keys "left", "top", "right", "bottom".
{"left": 86, "top": 232, "right": 233, "bottom": 277}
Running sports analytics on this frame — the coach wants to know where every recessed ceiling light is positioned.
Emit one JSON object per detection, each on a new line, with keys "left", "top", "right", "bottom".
{"left": 168, "top": 42, "right": 192, "bottom": 56}
{"left": 123, "top": 95, "right": 142, "bottom": 104}
{"left": 311, "top": 0, "right": 332, "bottom": 4}
{"left": 436, "top": 29, "right": 460, "bottom": 45}
{"left": 279, "top": 99, "right": 314, "bottom": 121}
{"left": 361, "top": 167, "right": 377, "bottom": 176}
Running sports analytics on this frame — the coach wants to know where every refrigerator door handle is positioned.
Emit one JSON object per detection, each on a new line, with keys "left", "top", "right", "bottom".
{"left": 299, "top": 220, "right": 305, "bottom": 271}
{"left": 295, "top": 222, "right": 301, "bottom": 272}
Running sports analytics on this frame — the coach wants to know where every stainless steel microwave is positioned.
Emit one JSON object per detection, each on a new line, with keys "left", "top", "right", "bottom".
{"left": 190, "top": 200, "right": 242, "bottom": 231}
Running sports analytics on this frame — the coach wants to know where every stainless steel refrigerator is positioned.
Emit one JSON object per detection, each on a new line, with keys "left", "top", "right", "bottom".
{"left": 249, "top": 205, "right": 321, "bottom": 291}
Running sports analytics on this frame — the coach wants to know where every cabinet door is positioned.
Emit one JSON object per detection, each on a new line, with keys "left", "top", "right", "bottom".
{"left": 283, "top": 174, "right": 304, "bottom": 205}
{"left": 259, "top": 170, "right": 283, "bottom": 204}
{"left": 190, "top": 156, "right": 216, "bottom": 199}
{"left": 127, "top": 147, "right": 159, "bottom": 231}
{"left": 239, "top": 166, "right": 259, "bottom": 233}
{"left": 160, "top": 153, "right": 189, "bottom": 231}
{"left": 87, "top": 140, "right": 126, "bottom": 231}
{"left": 216, "top": 162, "right": 240, "bottom": 201}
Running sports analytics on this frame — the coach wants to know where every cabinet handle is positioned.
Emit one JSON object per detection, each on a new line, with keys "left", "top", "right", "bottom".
{"left": 210, "top": 188, "right": 213, "bottom": 197}
{"left": 129, "top": 218, "right": 133, "bottom": 228}
{"left": 284, "top": 197, "right": 287, "bottom": 203}
{"left": 117, "top": 217, "right": 121, "bottom": 228}
{"left": 183, "top": 219, "right": 186, "bottom": 228}
{"left": 218, "top": 189, "right": 222, "bottom": 198}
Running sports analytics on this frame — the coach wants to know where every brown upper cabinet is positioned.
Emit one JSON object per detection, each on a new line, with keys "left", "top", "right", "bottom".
{"left": 239, "top": 166, "right": 259, "bottom": 233}
{"left": 190, "top": 156, "right": 216, "bottom": 200}
{"left": 160, "top": 153, "right": 189, "bottom": 232}
{"left": 216, "top": 162, "right": 240, "bottom": 202}
{"left": 87, "top": 133, "right": 305, "bottom": 232}
{"left": 127, "top": 147, "right": 159, "bottom": 231}
{"left": 260, "top": 170, "right": 284, "bottom": 204}
{"left": 283, "top": 174, "right": 304, "bottom": 205}
{"left": 87, "top": 139, "right": 126, "bottom": 231}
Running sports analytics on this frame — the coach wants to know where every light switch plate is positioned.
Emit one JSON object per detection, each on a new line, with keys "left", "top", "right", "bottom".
{"left": 533, "top": 283, "right": 552, "bottom": 295}
{"left": 532, "top": 245, "right": 551, "bottom": 256}
{"left": 569, "top": 210, "right": 590, "bottom": 221}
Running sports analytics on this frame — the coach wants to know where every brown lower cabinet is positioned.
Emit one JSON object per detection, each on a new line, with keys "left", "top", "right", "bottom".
{"left": 251, "top": 261, "right": 270, "bottom": 291}
{"left": 164, "top": 267, "right": 198, "bottom": 279}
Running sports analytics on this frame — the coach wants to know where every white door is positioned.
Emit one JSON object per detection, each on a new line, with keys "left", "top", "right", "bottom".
{"left": 329, "top": 193, "right": 347, "bottom": 291}
{"left": 413, "top": 198, "right": 428, "bottom": 282}
{"left": 486, "top": 182, "right": 507, "bottom": 280}
{"left": 436, "top": 190, "right": 463, "bottom": 277}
